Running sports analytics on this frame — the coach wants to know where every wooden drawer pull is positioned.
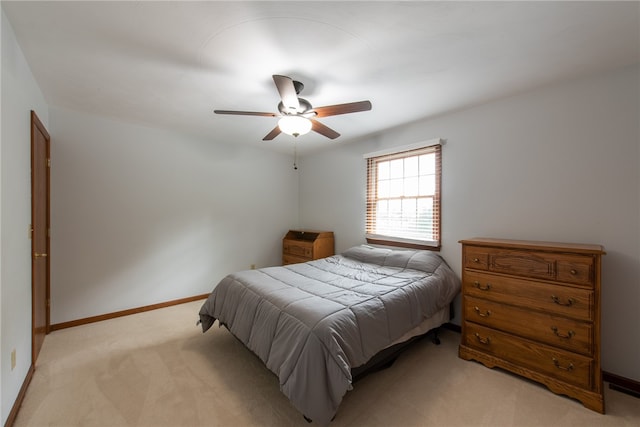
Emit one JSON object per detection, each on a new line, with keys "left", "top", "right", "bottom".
{"left": 552, "top": 358, "right": 574, "bottom": 371}
{"left": 551, "top": 295, "right": 575, "bottom": 306}
{"left": 550, "top": 326, "right": 575, "bottom": 339}
{"left": 570, "top": 269, "right": 577, "bottom": 275}
{"left": 474, "top": 281, "right": 491, "bottom": 291}
{"left": 473, "top": 306, "right": 491, "bottom": 317}
{"left": 474, "top": 332, "right": 491, "bottom": 345}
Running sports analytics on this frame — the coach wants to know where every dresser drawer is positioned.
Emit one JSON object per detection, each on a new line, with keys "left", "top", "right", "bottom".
{"left": 464, "top": 247, "right": 490, "bottom": 270}
{"left": 283, "top": 241, "right": 313, "bottom": 258}
{"left": 463, "top": 271, "right": 593, "bottom": 321}
{"left": 464, "top": 296, "right": 593, "bottom": 356}
{"left": 556, "top": 254, "right": 594, "bottom": 286}
{"left": 468, "top": 246, "right": 595, "bottom": 287}
{"left": 464, "top": 323, "right": 593, "bottom": 390}
{"left": 488, "top": 249, "right": 557, "bottom": 281}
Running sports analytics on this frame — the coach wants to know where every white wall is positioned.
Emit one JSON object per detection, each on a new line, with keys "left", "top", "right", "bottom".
{"left": 0, "top": 10, "right": 49, "bottom": 425}
{"left": 49, "top": 106, "right": 299, "bottom": 324}
{"left": 2, "top": 9, "right": 299, "bottom": 419}
{"left": 299, "top": 63, "right": 640, "bottom": 382}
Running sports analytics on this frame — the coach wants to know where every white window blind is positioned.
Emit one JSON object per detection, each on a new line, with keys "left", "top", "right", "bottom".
{"left": 365, "top": 140, "right": 442, "bottom": 249}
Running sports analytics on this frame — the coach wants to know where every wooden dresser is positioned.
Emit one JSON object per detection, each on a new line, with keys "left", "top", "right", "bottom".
{"left": 282, "top": 230, "right": 335, "bottom": 265}
{"left": 458, "top": 238, "right": 605, "bottom": 413}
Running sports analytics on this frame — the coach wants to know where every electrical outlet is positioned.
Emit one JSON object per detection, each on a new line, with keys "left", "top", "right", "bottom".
{"left": 11, "top": 349, "right": 16, "bottom": 370}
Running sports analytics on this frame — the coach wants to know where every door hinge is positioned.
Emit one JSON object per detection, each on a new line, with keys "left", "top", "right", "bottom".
{"left": 47, "top": 158, "right": 51, "bottom": 167}
{"left": 29, "top": 224, "right": 33, "bottom": 240}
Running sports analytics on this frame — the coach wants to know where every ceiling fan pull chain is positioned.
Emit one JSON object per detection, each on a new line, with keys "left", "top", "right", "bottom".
{"left": 293, "top": 143, "right": 298, "bottom": 170}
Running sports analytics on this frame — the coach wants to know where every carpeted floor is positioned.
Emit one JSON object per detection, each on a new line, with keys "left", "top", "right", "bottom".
{"left": 13, "top": 299, "right": 640, "bottom": 426}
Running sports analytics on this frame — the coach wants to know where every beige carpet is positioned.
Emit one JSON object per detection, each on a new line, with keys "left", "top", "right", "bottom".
{"left": 13, "top": 299, "right": 640, "bottom": 427}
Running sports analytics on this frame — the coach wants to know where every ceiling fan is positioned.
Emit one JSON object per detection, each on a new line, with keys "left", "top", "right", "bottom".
{"left": 214, "top": 75, "right": 372, "bottom": 141}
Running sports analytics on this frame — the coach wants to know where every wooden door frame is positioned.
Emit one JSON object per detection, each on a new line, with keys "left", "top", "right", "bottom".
{"left": 31, "top": 110, "right": 51, "bottom": 365}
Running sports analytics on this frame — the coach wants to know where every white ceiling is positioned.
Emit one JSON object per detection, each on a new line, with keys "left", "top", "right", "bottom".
{"left": 3, "top": 1, "right": 639, "bottom": 154}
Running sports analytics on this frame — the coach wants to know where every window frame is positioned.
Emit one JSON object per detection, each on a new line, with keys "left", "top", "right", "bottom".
{"left": 364, "top": 139, "right": 442, "bottom": 251}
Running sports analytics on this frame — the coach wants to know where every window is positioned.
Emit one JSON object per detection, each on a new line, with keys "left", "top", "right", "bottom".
{"left": 365, "top": 140, "right": 442, "bottom": 249}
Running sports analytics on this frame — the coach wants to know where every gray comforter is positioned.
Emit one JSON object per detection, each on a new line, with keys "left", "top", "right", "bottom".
{"left": 199, "top": 245, "right": 460, "bottom": 424}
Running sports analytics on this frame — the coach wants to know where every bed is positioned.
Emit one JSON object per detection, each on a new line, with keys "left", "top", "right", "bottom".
{"left": 198, "top": 244, "right": 460, "bottom": 424}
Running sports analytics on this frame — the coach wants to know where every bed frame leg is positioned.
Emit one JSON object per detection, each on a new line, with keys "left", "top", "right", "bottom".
{"left": 303, "top": 414, "right": 336, "bottom": 423}
{"left": 432, "top": 329, "right": 441, "bottom": 345}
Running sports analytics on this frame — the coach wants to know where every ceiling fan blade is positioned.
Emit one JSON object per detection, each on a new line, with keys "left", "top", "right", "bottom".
{"left": 313, "top": 100, "right": 372, "bottom": 118}
{"left": 262, "top": 126, "right": 282, "bottom": 141}
{"left": 214, "top": 110, "right": 277, "bottom": 117}
{"left": 273, "top": 75, "right": 300, "bottom": 112}
{"left": 311, "top": 119, "right": 340, "bottom": 139}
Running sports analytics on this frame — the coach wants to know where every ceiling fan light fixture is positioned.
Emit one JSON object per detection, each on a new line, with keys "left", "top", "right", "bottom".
{"left": 278, "top": 115, "right": 312, "bottom": 137}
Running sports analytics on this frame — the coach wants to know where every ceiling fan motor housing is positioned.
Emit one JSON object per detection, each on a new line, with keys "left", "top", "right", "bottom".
{"left": 278, "top": 98, "right": 313, "bottom": 115}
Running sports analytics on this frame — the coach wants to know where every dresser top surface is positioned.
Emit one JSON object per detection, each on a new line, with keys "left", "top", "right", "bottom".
{"left": 459, "top": 237, "right": 605, "bottom": 254}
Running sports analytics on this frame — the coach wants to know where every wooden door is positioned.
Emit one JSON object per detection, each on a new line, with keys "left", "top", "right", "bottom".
{"left": 31, "top": 110, "right": 50, "bottom": 364}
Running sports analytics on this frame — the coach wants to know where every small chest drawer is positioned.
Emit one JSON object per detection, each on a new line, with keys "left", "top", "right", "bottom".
{"left": 283, "top": 254, "right": 309, "bottom": 265}
{"left": 463, "top": 271, "right": 594, "bottom": 321}
{"left": 464, "top": 296, "right": 593, "bottom": 356}
{"left": 283, "top": 242, "right": 313, "bottom": 258}
{"left": 464, "top": 323, "right": 593, "bottom": 390}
